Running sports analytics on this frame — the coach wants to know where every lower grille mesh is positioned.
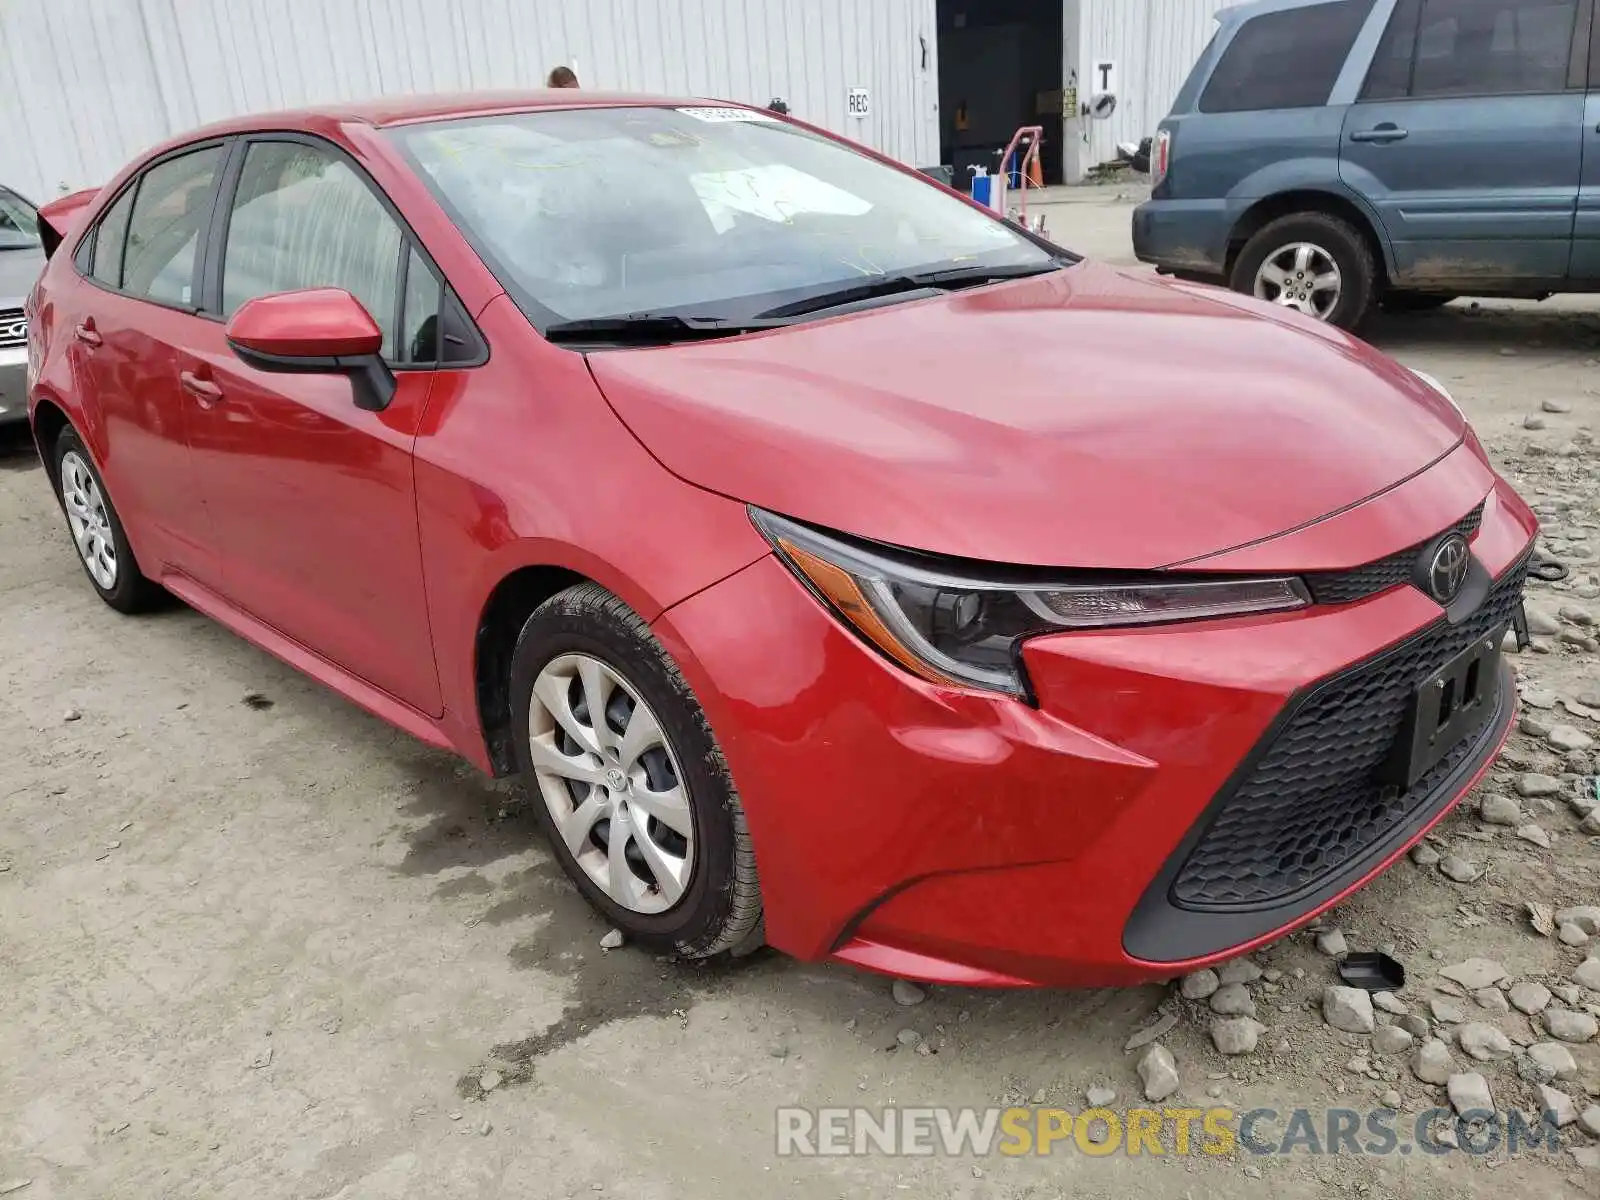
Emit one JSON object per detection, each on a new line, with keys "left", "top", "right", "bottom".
{"left": 1170, "top": 553, "right": 1527, "bottom": 911}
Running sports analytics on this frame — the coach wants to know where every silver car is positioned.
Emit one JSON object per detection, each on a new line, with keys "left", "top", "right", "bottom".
{"left": 0, "top": 186, "right": 43, "bottom": 425}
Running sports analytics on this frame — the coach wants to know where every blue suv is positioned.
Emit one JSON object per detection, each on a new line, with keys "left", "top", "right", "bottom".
{"left": 1133, "top": 0, "right": 1600, "bottom": 328}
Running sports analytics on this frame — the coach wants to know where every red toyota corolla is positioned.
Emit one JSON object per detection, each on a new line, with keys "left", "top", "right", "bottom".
{"left": 25, "top": 92, "right": 1536, "bottom": 987}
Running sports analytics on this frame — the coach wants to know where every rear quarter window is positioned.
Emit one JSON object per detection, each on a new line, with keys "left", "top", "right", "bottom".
{"left": 1199, "top": 0, "right": 1376, "bottom": 113}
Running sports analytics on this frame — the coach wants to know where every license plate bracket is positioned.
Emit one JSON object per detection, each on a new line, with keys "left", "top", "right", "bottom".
{"left": 1385, "top": 628, "right": 1503, "bottom": 790}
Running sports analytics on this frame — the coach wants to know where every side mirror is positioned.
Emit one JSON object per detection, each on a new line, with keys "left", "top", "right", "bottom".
{"left": 225, "top": 288, "right": 397, "bottom": 412}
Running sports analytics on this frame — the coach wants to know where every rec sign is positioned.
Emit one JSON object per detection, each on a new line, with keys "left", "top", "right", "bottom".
{"left": 847, "top": 88, "right": 870, "bottom": 118}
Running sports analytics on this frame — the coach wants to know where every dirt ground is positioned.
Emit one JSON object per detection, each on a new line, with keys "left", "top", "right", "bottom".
{"left": 3, "top": 188, "right": 1599, "bottom": 1199}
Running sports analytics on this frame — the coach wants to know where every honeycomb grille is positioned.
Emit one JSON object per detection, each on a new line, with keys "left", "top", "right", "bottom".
{"left": 1170, "top": 551, "right": 1527, "bottom": 911}
{"left": 1303, "top": 503, "right": 1485, "bottom": 605}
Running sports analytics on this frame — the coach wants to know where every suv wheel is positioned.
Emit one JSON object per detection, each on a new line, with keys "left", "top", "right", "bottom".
{"left": 509, "top": 582, "right": 763, "bottom": 958}
{"left": 1231, "top": 212, "right": 1376, "bottom": 330}
{"left": 54, "top": 428, "right": 162, "bottom": 613}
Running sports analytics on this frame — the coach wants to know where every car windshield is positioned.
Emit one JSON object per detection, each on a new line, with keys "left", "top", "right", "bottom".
{"left": 389, "top": 105, "right": 1065, "bottom": 327}
{"left": 0, "top": 187, "right": 40, "bottom": 250}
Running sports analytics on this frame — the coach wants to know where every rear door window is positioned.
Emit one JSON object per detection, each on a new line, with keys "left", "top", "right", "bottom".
{"left": 121, "top": 146, "right": 224, "bottom": 306}
{"left": 88, "top": 188, "right": 136, "bottom": 289}
{"left": 1404, "top": 0, "right": 1579, "bottom": 97}
{"left": 1199, "top": 1, "right": 1376, "bottom": 113}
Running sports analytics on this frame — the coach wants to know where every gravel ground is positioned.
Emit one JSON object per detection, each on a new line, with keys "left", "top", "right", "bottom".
{"left": 3, "top": 190, "right": 1599, "bottom": 1199}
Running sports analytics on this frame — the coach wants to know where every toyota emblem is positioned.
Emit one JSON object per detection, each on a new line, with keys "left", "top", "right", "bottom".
{"left": 1424, "top": 533, "right": 1470, "bottom": 604}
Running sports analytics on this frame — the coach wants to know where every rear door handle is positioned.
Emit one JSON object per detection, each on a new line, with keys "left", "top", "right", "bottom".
{"left": 179, "top": 370, "right": 223, "bottom": 407}
{"left": 1350, "top": 126, "right": 1408, "bottom": 143}
{"left": 74, "top": 321, "right": 102, "bottom": 347}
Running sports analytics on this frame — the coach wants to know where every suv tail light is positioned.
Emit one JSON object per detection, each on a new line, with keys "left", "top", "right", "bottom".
{"left": 1152, "top": 129, "right": 1172, "bottom": 187}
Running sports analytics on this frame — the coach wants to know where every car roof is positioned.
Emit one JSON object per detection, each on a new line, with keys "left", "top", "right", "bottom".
{"left": 183, "top": 89, "right": 723, "bottom": 138}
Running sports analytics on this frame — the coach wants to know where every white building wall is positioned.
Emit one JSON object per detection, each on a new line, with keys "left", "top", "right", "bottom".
{"left": 1066, "top": 0, "right": 1231, "bottom": 181}
{"left": 1, "top": 0, "right": 940, "bottom": 202}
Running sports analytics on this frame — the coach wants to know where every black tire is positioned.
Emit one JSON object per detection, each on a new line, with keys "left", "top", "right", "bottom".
{"left": 1230, "top": 211, "right": 1377, "bottom": 330}
{"left": 1383, "top": 291, "right": 1458, "bottom": 313}
{"left": 509, "top": 582, "right": 763, "bottom": 958}
{"left": 52, "top": 428, "right": 162, "bottom": 613}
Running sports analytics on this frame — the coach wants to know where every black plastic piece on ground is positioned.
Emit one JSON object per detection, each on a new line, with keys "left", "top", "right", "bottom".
{"left": 1337, "top": 951, "right": 1406, "bottom": 993}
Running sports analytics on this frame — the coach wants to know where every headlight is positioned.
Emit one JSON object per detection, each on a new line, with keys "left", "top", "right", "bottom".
{"left": 1409, "top": 368, "right": 1464, "bottom": 418}
{"left": 751, "top": 509, "right": 1311, "bottom": 698}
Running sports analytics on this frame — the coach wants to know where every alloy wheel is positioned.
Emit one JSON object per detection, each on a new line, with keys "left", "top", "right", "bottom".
{"left": 1252, "top": 241, "right": 1342, "bottom": 320}
{"left": 526, "top": 652, "right": 694, "bottom": 914}
{"left": 60, "top": 451, "right": 118, "bottom": 590}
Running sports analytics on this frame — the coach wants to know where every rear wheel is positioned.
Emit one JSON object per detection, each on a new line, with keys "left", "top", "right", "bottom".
{"left": 509, "top": 582, "right": 763, "bottom": 958}
{"left": 53, "top": 428, "right": 161, "bottom": 613}
{"left": 1231, "top": 212, "right": 1377, "bottom": 330}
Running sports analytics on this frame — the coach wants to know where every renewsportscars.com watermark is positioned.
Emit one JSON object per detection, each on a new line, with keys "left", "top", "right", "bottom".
{"left": 776, "top": 1105, "right": 1568, "bottom": 1158}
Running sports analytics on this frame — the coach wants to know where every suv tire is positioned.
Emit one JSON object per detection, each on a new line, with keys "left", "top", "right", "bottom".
{"left": 1230, "top": 211, "right": 1377, "bottom": 330}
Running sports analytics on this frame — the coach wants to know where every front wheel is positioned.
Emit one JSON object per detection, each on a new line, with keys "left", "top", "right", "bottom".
{"left": 1230, "top": 212, "right": 1377, "bottom": 330}
{"left": 509, "top": 582, "right": 763, "bottom": 958}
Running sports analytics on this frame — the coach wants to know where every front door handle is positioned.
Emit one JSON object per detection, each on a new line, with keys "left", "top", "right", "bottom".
{"left": 179, "top": 370, "right": 223, "bottom": 408}
{"left": 1350, "top": 125, "right": 1408, "bottom": 144}
{"left": 74, "top": 320, "right": 102, "bottom": 348}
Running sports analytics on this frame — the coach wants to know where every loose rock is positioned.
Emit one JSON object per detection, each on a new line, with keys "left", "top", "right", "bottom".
{"left": 478, "top": 1069, "right": 502, "bottom": 1092}
{"left": 1538, "top": 1084, "right": 1580, "bottom": 1127}
{"left": 1086, "top": 1086, "right": 1116, "bottom": 1107}
{"left": 1550, "top": 725, "right": 1595, "bottom": 752}
{"left": 1526, "top": 607, "right": 1564, "bottom": 636}
{"left": 895, "top": 1029, "right": 920, "bottom": 1047}
{"left": 1125, "top": 1012, "right": 1178, "bottom": 1052}
{"left": 1440, "top": 958, "right": 1507, "bottom": 990}
{"left": 1430, "top": 998, "right": 1465, "bottom": 1024}
{"left": 1529, "top": 1036, "right": 1580, "bottom": 1088}
{"left": 1554, "top": 983, "right": 1583, "bottom": 1005}
{"left": 1381, "top": 1089, "right": 1403, "bottom": 1110}
{"left": 1474, "top": 988, "right": 1510, "bottom": 1014}
{"left": 1137, "top": 1044, "right": 1180, "bottom": 1102}
{"left": 1559, "top": 603, "right": 1595, "bottom": 624}
{"left": 1411, "top": 843, "right": 1441, "bottom": 868}
{"left": 1516, "top": 773, "right": 1564, "bottom": 798}
{"left": 1439, "top": 855, "right": 1482, "bottom": 883}
{"left": 1573, "top": 958, "right": 1600, "bottom": 991}
{"left": 1525, "top": 414, "right": 1548, "bottom": 430}
{"left": 1510, "top": 981, "right": 1553, "bottom": 1015}
{"left": 1544, "top": 1009, "right": 1599, "bottom": 1043}
{"left": 1447, "top": 1072, "right": 1494, "bottom": 1116}
{"left": 1412, "top": 1039, "right": 1454, "bottom": 1085}
{"left": 1373, "top": 1024, "right": 1414, "bottom": 1055}
{"left": 1457, "top": 1023, "right": 1513, "bottom": 1061}
{"left": 1543, "top": 397, "right": 1572, "bottom": 412}
{"left": 1559, "top": 922, "right": 1591, "bottom": 947}
{"left": 1523, "top": 714, "right": 1555, "bottom": 737}
{"left": 599, "top": 929, "right": 624, "bottom": 951}
{"left": 1211, "top": 1017, "right": 1266, "bottom": 1056}
{"left": 1479, "top": 795, "right": 1521, "bottom": 825}
{"left": 62, "top": 708, "right": 81, "bottom": 723}
{"left": 1372, "top": 992, "right": 1408, "bottom": 1016}
{"left": 1217, "top": 958, "right": 1262, "bottom": 986}
{"left": 1398, "top": 1014, "right": 1432, "bottom": 1038}
{"left": 1556, "top": 906, "right": 1600, "bottom": 935}
{"left": 1516, "top": 824, "right": 1553, "bottom": 849}
{"left": 1581, "top": 1105, "right": 1600, "bottom": 1138}
{"left": 1315, "top": 929, "right": 1348, "bottom": 957}
{"left": 1180, "top": 969, "right": 1220, "bottom": 1001}
{"left": 892, "top": 979, "right": 928, "bottom": 1007}
{"left": 1324, "top": 986, "right": 1375, "bottom": 1034}
{"left": 1209, "top": 984, "right": 1255, "bottom": 1018}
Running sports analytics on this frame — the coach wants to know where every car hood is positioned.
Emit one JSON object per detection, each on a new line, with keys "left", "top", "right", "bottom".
{"left": 0, "top": 245, "right": 44, "bottom": 306}
{"left": 587, "top": 261, "right": 1466, "bottom": 569}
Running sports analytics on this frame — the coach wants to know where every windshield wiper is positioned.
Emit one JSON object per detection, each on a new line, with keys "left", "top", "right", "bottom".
{"left": 754, "top": 260, "right": 1069, "bottom": 320}
{"left": 543, "top": 312, "right": 790, "bottom": 344}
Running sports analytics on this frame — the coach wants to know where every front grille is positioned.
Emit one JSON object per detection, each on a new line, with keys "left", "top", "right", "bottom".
{"left": 0, "top": 306, "right": 24, "bottom": 350}
{"left": 1303, "top": 503, "right": 1484, "bottom": 605}
{"left": 1170, "top": 552, "right": 1527, "bottom": 910}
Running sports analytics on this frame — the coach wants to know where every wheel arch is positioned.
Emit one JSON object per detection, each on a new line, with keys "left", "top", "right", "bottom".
{"left": 29, "top": 395, "right": 72, "bottom": 493}
{"left": 1226, "top": 188, "right": 1394, "bottom": 283}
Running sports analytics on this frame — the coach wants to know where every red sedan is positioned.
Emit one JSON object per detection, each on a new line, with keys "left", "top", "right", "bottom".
{"left": 24, "top": 92, "right": 1535, "bottom": 987}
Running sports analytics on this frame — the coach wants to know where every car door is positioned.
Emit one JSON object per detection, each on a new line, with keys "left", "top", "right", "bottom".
{"left": 1342, "top": 0, "right": 1590, "bottom": 288}
{"left": 178, "top": 135, "right": 444, "bottom": 716}
{"left": 69, "top": 142, "right": 230, "bottom": 585}
{"left": 1570, "top": 12, "right": 1600, "bottom": 275}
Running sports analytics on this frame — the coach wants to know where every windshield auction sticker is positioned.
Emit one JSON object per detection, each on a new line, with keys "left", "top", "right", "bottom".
{"left": 676, "top": 106, "right": 778, "bottom": 123}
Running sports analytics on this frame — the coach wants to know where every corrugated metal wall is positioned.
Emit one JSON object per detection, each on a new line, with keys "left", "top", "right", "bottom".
{"left": 1067, "top": 0, "right": 1230, "bottom": 179}
{"left": 0, "top": 0, "right": 940, "bottom": 202}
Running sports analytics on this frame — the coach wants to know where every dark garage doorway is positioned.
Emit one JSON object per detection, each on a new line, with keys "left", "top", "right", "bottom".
{"left": 937, "top": 0, "right": 1064, "bottom": 187}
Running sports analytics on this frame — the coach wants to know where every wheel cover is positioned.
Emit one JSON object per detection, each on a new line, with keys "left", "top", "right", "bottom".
{"left": 60, "top": 451, "right": 118, "bottom": 590}
{"left": 527, "top": 653, "right": 694, "bottom": 914}
{"left": 1252, "top": 241, "right": 1342, "bottom": 320}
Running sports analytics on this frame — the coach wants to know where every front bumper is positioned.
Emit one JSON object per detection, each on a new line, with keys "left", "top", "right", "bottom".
{"left": 653, "top": 475, "right": 1537, "bottom": 988}
{"left": 0, "top": 346, "right": 26, "bottom": 425}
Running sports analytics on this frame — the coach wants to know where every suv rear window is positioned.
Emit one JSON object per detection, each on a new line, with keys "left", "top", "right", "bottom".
{"left": 1199, "top": 1, "right": 1376, "bottom": 113}
{"left": 1365, "top": 0, "right": 1579, "bottom": 99}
